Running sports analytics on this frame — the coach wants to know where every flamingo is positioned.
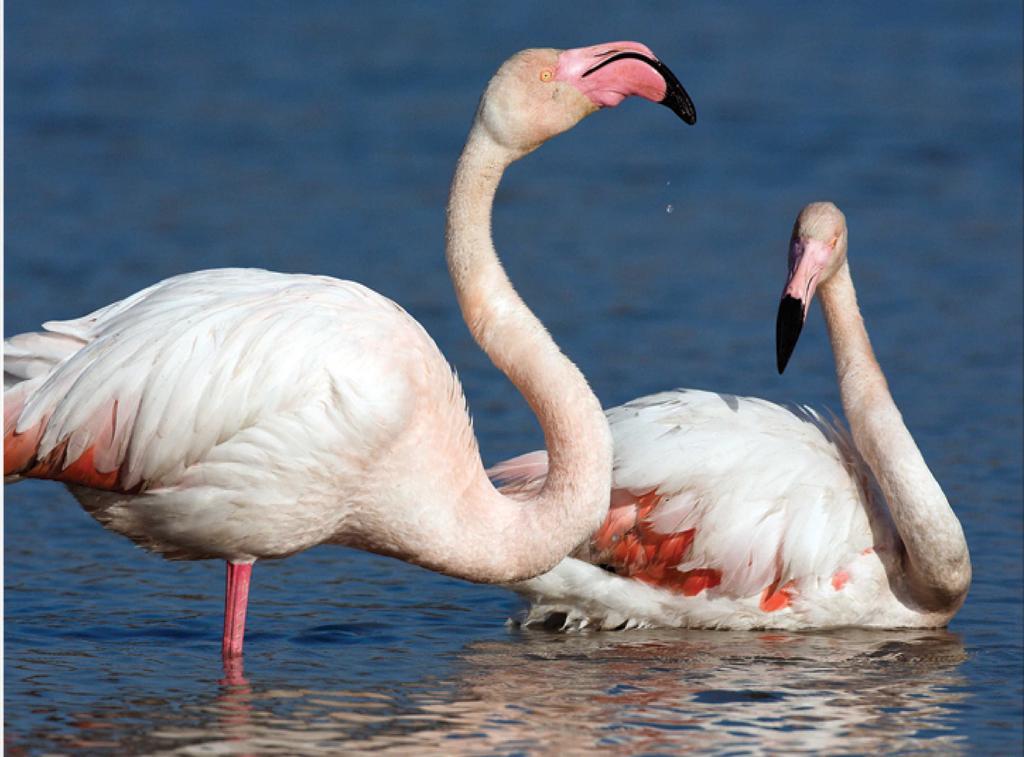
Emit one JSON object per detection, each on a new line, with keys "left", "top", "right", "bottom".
{"left": 3, "top": 42, "right": 697, "bottom": 659}
{"left": 494, "top": 202, "right": 971, "bottom": 630}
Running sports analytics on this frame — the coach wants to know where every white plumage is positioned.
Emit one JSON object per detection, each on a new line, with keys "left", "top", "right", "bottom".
{"left": 494, "top": 388, "right": 915, "bottom": 630}
{"left": 608, "top": 392, "right": 878, "bottom": 600}
{"left": 7, "top": 269, "right": 457, "bottom": 559}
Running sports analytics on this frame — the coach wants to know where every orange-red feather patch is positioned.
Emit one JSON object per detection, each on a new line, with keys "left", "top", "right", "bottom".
{"left": 591, "top": 489, "right": 722, "bottom": 597}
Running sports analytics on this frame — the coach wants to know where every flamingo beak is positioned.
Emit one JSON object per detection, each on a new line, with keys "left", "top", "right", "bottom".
{"left": 776, "top": 294, "right": 806, "bottom": 375}
{"left": 776, "top": 237, "right": 832, "bottom": 374}
{"left": 556, "top": 42, "right": 697, "bottom": 124}
{"left": 647, "top": 56, "right": 698, "bottom": 124}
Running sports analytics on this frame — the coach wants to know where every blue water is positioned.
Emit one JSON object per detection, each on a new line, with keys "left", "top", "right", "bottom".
{"left": 5, "top": 2, "right": 1022, "bottom": 753}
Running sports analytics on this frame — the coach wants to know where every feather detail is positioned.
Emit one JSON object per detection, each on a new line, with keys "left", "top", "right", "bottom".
{"left": 3, "top": 268, "right": 437, "bottom": 499}
{"left": 503, "top": 388, "right": 892, "bottom": 629}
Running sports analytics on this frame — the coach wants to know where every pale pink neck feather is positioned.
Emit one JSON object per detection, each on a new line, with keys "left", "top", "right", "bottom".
{"left": 438, "top": 123, "right": 613, "bottom": 581}
{"left": 819, "top": 260, "right": 970, "bottom": 610}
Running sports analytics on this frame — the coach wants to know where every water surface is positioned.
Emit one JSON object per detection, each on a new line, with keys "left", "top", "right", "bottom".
{"left": 5, "top": 2, "right": 1022, "bottom": 753}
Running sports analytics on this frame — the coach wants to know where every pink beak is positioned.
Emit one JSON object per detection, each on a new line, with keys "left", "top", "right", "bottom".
{"left": 556, "top": 41, "right": 696, "bottom": 124}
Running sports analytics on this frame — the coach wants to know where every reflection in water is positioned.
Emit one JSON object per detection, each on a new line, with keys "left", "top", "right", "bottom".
{"left": 392, "top": 630, "right": 970, "bottom": 754}
{"left": 8, "top": 629, "right": 968, "bottom": 754}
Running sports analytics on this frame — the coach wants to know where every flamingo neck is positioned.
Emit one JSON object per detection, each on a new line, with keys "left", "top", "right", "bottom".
{"left": 819, "top": 261, "right": 970, "bottom": 610}
{"left": 440, "top": 123, "right": 613, "bottom": 581}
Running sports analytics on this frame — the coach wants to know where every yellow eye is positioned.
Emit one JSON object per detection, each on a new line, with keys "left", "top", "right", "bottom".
{"left": 539, "top": 69, "right": 553, "bottom": 82}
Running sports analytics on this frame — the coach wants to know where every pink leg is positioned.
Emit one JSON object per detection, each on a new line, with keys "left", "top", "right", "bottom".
{"left": 222, "top": 561, "right": 253, "bottom": 659}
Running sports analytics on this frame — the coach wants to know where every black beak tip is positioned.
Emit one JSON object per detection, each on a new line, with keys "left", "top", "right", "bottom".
{"left": 776, "top": 295, "right": 806, "bottom": 374}
{"left": 653, "top": 60, "right": 696, "bottom": 125}
{"left": 661, "top": 83, "right": 697, "bottom": 125}
{"left": 776, "top": 351, "right": 790, "bottom": 375}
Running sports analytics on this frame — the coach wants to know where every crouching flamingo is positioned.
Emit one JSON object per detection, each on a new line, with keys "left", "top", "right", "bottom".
{"left": 494, "top": 202, "right": 970, "bottom": 630}
{"left": 3, "top": 42, "right": 696, "bottom": 659}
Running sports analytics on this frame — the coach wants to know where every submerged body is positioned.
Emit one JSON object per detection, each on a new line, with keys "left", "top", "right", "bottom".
{"left": 496, "top": 203, "right": 970, "bottom": 631}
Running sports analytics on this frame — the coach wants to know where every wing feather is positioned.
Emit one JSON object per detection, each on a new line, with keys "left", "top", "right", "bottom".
{"left": 496, "top": 388, "right": 875, "bottom": 602}
{"left": 4, "top": 268, "right": 417, "bottom": 492}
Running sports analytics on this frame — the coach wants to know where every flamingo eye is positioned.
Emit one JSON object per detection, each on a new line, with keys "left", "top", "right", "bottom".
{"left": 539, "top": 69, "right": 553, "bottom": 82}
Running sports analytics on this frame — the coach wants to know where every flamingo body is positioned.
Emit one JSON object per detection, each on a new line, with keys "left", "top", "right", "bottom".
{"left": 5, "top": 269, "right": 471, "bottom": 562}
{"left": 495, "top": 388, "right": 937, "bottom": 630}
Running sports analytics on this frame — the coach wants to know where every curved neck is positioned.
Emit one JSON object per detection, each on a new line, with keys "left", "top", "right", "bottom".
{"left": 439, "top": 123, "right": 613, "bottom": 582}
{"left": 819, "top": 261, "right": 970, "bottom": 609}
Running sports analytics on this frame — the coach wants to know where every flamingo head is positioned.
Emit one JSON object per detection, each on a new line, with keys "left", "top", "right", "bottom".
{"left": 477, "top": 41, "right": 695, "bottom": 156}
{"left": 776, "top": 202, "right": 849, "bottom": 374}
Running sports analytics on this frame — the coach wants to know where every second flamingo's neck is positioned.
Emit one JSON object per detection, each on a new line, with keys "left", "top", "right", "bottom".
{"left": 819, "top": 261, "right": 970, "bottom": 611}
{"left": 443, "top": 124, "right": 613, "bottom": 582}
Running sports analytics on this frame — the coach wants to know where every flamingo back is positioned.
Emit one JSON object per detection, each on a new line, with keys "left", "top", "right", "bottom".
{"left": 4, "top": 269, "right": 431, "bottom": 494}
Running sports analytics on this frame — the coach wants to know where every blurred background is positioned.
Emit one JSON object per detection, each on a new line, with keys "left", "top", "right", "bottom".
{"left": 5, "top": 2, "right": 1022, "bottom": 753}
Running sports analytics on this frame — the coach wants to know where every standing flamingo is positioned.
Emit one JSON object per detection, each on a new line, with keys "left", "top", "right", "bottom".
{"left": 494, "top": 202, "right": 970, "bottom": 630}
{"left": 3, "top": 42, "right": 697, "bottom": 658}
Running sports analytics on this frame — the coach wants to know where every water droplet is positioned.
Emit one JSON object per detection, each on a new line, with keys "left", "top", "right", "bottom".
{"left": 665, "top": 204, "right": 674, "bottom": 214}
